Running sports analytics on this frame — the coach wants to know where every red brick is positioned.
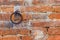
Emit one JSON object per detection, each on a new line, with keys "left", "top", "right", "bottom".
{"left": 46, "top": 6, "right": 54, "bottom": 12}
{"left": 3, "top": 35, "right": 20, "bottom": 40}
{"left": 47, "top": 35, "right": 60, "bottom": 40}
{"left": 26, "top": 7, "right": 32, "bottom": 12}
{"left": 3, "top": 30, "right": 10, "bottom": 35}
{"left": 10, "top": 0, "right": 24, "bottom": 5}
{"left": 0, "top": 36, "right": 2, "bottom": 40}
{"left": 0, "top": 29, "right": 17, "bottom": 36}
{"left": 40, "top": 6, "right": 53, "bottom": 12}
{"left": 17, "top": 28, "right": 31, "bottom": 35}
{"left": 53, "top": 6, "right": 60, "bottom": 12}
{"left": 1, "top": 6, "right": 14, "bottom": 13}
{"left": 21, "top": 6, "right": 53, "bottom": 12}
{"left": 0, "top": 14, "right": 2, "bottom": 20}
{"left": 1, "top": 29, "right": 19, "bottom": 35}
{"left": 0, "top": 30, "right": 3, "bottom": 35}
{"left": 4, "top": 14, "right": 11, "bottom": 21}
{"left": 32, "top": 0, "right": 40, "bottom": 5}
{"left": 49, "top": 13, "right": 60, "bottom": 19}
{"left": 22, "top": 36, "right": 33, "bottom": 40}
{"left": 48, "top": 27, "right": 60, "bottom": 35}
{"left": 22, "top": 13, "right": 32, "bottom": 21}
{"left": 31, "top": 6, "right": 40, "bottom": 12}
{"left": 47, "top": 35, "right": 55, "bottom": 40}
{"left": 55, "top": 35, "right": 60, "bottom": 40}
{"left": 31, "top": 21, "right": 49, "bottom": 27}
{"left": 9, "top": 29, "right": 18, "bottom": 35}
{"left": 0, "top": 14, "right": 10, "bottom": 21}
{"left": 25, "top": 6, "right": 41, "bottom": 12}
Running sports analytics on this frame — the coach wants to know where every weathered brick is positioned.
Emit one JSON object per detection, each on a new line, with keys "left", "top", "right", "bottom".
{"left": 0, "top": 36, "right": 2, "bottom": 40}
{"left": 47, "top": 35, "right": 60, "bottom": 40}
{"left": 22, "top": 36, "right": 33, "bottom": 40}
{"left": 0, "top": 30, "right": 3, "bottom": 35}
{"left": 3, "top": 35, "right": 20, "bottom": 40}
{"left": 0, "top": 14, "right": 11, "bottom": 21}
{"left": 53, "top": 6, "right": 60, "bottom": 12}
{"left": 0, "top": 14, "right": 2, "bottom": 20}
{"left": 46, "top": 6, "right": 54, "bottom": 12}
{"left": 48, "top": 27, "right": 60, "bottom": 35}
{"left": 0, "top": 0, "right": 60, "bottom": 40}
{"left": 32, "top": 0, "right": 40, "bottom": 5}
{"left": 55, "top": 21, "right": 60, "bottom": 26}
{"left": 25, "top": 6, "right": 32, "bottom": 12}
{"left": 3, "top": 30, "right": 10, "bottom": 35}
{"left": 2, "top": 29, "right": 19, "bottom": 35}
{"left": 31, "top": 21, "right": 49, "bottom": 27}
{"left": 48, "top": 21, "right": 55, "bottom": 27}
{"left": 31, "top": 6, "right": 41, "bottom": 12}
{"left": 9, "top": 29, "right": 18, "bottom": 35}
{"left": 0, "top": 6, "right": 14, "bottom": 13}
{"left": 0, "top": 22, "right": 5, "bottom": 28}
{"left": 31, "top": 27, "right": 47, "bottom": 40}
{"left": 20, "top": 6, "right": 26, "bottom": 12}
{"left": 40, "top": 6, "right": 53, "bottom": 12}
{"left": 5, "top": 14, "right": 11, "bottom": 21}
{"left": 22, "top": 13, "right": 32, "bottom": 21}
{"left": 17, "top": 28, "right": 31, "bottom": 35}
{"left": 20, "top": 6, "right": 54, "bottom": 12}
{"left": 49, "top": 13, "right": 60, "bottom": 19}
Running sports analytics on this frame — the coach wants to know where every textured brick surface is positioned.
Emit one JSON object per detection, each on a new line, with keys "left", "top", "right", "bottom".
{"left": 17, "top": 28, "right": 31, "bottom": 35}
{"left": 53, "top": 6, "right": 60, "bottom": 12}
{"left": 49, "top": 13, "right": 60, "bottom": 19}
{"left": 22, "top": 36, "right": 33, "bottom": 40}
{"left": 48, "top": 27, "right": 60, "bottom": 35}
{"left": 3, "top": 35, "right": 20, "bottom": 40}
{"left": 31, "top": 21, "right": 49, "bottom": 27}
{"left": 0, "top": 0, "right": 60, "bottom": 40}
{"left": 47, "top": 35, "right": 60, "bottom": 40}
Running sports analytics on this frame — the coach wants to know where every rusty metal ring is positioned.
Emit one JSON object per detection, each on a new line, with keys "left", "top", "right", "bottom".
{"left": 10, "top": 12, "right": 23, "bottom": 24}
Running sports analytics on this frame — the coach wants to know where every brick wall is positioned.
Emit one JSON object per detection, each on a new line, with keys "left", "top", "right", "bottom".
{"left": 0, "top": 0, "right": 60, "bottom": 40}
